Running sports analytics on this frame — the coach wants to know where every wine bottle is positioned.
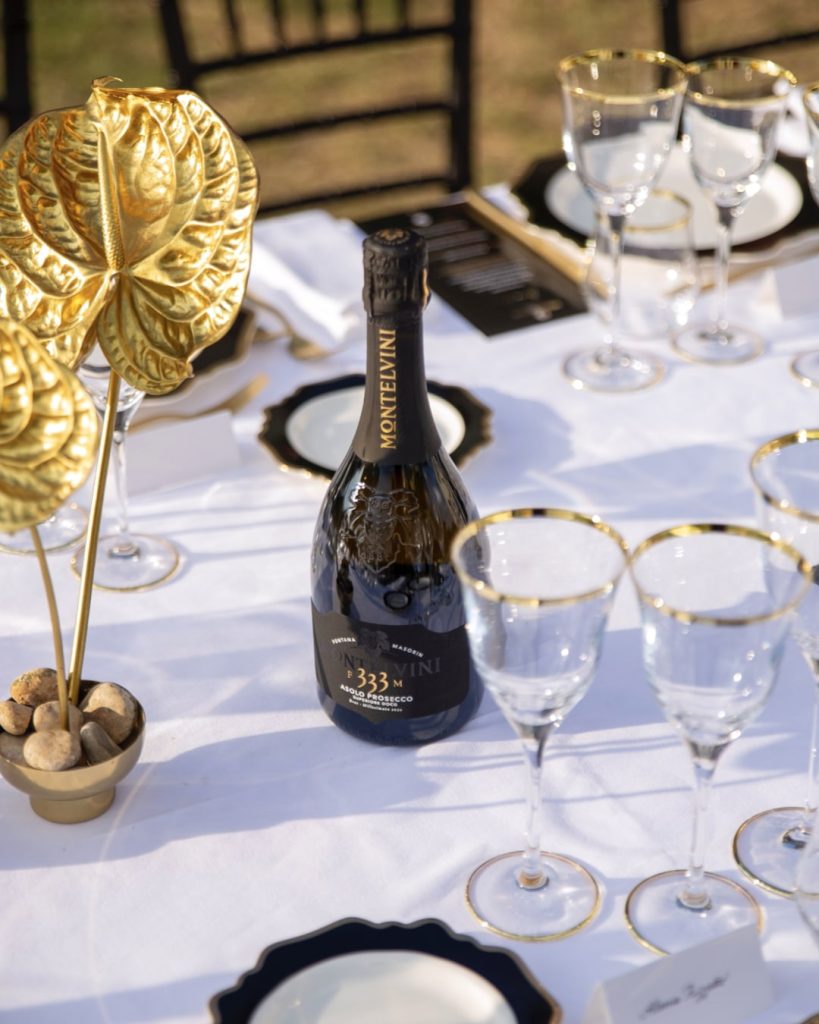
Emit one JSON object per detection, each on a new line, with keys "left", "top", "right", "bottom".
{"left": 310, "top": 228, "right": 482, "bottom": 745}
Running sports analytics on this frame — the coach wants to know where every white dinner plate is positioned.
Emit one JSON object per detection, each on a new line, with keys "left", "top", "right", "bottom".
{"left": 545, "top": 143, "right": 803, "bottom": 250}
{"left": 249, "top": 950, "right": 517, "bottom": 1024}
{"left": 210, "top": 919, "right": 560, "bottom": 1023}
{"left": 259, "top": 374, "right": 492, "bottom": 478}
{"left": 286, "top": 385, "right": 464, "bottom": 468}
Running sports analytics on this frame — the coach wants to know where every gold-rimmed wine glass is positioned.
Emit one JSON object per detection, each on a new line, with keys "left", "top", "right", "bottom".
{"left": 70, "top": 348, "right": 180, "bottom": 592}
{"left": 451, "top": 508, "right": 629, "bottom": 941}
{"left": 791, "top": 83, "right": 819, "bottom": 388}
{"left": 583, "top": 189, "right": 699, "bottom": 357}
{"left": 627, "top": 524, "right": 810, "bottom": 955}
{"left": 557, "top": 49, "right": 688, "bottom": 392}
{"left": 0, "top": 501, "right": 88, "bottom": 555}
{"left": 796, "top": 806, "right": 819, "bottom": 945}
{"left": 734, "top": 430, "right": 819, "bottom": 896}
{"left": 673, "top": 57, "right": 796, "bottom": 365}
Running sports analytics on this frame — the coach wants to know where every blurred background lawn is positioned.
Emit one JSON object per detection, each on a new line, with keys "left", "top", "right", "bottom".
{"left": 23, "top": 0, "right": 819, "bottom": 213}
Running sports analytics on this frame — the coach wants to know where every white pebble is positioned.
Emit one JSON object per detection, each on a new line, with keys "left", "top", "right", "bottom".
{"left": 23, "top": 730, "right": 81, "bottom": 771}
{"left": 10, "top": 668, "right": 59, "bottom": 707}
{"left": 33, "top": 701, "right": 83, "bottom": 734}
{"left": 79, "top": 721, "right": 123, "bottom": 765}
{"left": 80, "top": 683, "right": 137, "bottom": 744}
{"left": 0, "top": 733, "right": 27, "bottom": 765}
{"left": 0, "top": 700, "right": 33, "bottom": 735}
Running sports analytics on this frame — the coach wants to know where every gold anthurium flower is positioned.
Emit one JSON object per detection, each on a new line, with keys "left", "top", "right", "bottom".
{"left": 0, "top": 79, "right": 259, "bottom": 395}
{"left": 0, "top": 319, "right": 98, "bottom": 533}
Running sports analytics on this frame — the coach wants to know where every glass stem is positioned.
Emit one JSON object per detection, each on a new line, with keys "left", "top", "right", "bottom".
{"left": 517, "top": 728, "right": 551, "bottom": 890}
{"left": 598, "top": 211, "right": 627, "bottom": 367}
{"left": 680, "top": 748, "right": 721, "bottom": 910}
{"left": 712, "top": 205, "right": 736, "bottom": 338}
{"left": 110, "top": 426, "right": 138, "bottom": 558}
{"left": 787, "top": 674, "right": 819, "bottom": 847}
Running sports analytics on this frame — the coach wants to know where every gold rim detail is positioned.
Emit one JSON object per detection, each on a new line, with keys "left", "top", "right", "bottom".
{"left": 626, "top": 190, "right": 693, "bottom": 234}
{"left": 629, "top": 522, "right": 811, "bottom": 626}
{"left": 685, "top": 57, "right": 797, "bottom": 109}
{"left": 69, "top": 535, "right": 181, "bottom": 593}
{"left": 465, "top": 851, "right": 602, "bottom": 943}
{"left": 556, "top": 49, "right": 688, "bottom": 103}
{"left": 624, "top": 870, "right": 764, "bottom": 955}
{"left": 732, "top": 807, "right": 805, "bottom": 898}
{"left": 451, "top": 507, "right": 630, "bottom": 609}
{"left": 750, "top": 429, "right": 819, "bottom": 523}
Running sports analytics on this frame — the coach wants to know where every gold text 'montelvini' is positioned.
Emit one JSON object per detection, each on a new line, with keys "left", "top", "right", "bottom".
{"left": 379, "top": 328, "right": 397, "bottom": 449}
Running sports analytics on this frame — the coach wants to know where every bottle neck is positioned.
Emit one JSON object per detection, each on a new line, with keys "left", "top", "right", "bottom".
{"left": 352, "top": 310, "right": 440, "bottom": 464}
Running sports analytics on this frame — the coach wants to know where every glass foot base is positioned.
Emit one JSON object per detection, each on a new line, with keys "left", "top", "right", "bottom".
{"left": 673, "top": 323, "right": 763, "bottom": 364}
{"left": 790, "top": 351, "right": 819, "bottom": 389}
{"left": 466, "top": 850, "right": 601, "bottom": 942}
{"left": 733, "top": 806, "right": 811, "bottom": 897}
{"left": 71, "top": 533, "right": 180, "bottom": 592}
{"left": 563, "top": 347, "right": 664, "bottom": 393}
{"left": 625, "top": 870, "right": 762, "bottom": 955}
{"left": 0, "top": 502, "right": 88, "bottom": 555}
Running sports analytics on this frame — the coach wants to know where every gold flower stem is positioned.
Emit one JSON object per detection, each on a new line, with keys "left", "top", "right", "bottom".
{"left": 29, "top": 525, "right": 69, "bottom": 730}
{"left": 68, "top": 371, "right": 121, "bottom": 705}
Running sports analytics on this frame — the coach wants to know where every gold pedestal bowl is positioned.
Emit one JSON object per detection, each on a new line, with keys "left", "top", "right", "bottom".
{"left": 0, "top": 689, "right": 145, "bottom": 824}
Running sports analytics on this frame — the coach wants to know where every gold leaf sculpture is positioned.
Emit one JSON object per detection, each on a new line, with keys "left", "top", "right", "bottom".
{"left": 0, "top": 319, "right": 98, "bottom": 532}
{"left": 0, "top": 78, "right": 259, "bottom": 395}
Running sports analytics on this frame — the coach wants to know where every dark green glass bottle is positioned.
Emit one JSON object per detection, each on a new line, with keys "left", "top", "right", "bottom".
{"left": 310, "top": 228, "right": 482, "bottom": 745}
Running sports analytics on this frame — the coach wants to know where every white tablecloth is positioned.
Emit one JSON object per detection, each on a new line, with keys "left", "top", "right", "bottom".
{"left": 2, "top": 213, "right": 819, "bottom": 1023}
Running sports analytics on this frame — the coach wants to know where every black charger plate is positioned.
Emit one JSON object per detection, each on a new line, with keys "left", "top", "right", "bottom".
{"left": 259, "top": 373, "right": 492, "bottom": 479}
{"left": 209, "top": 918, "right": 560, "bottom": 1023}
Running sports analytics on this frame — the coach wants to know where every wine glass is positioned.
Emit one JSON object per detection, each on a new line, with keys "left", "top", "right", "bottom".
{"left": 796, "top": 805, "right": 819, "bottom": 945}
{"left": 673, "top": 58, "right": 796, "bottom": 365}
{"left": 626, "top": 524, "right": 810, "bottom": 955}
{"left": 0, "top": 501, "right": 88, "bottom": 555}
{"left": 734, "top": 430, "right": 819, "bottom": 896}
{"left": 451, "top": 508, "right": 629, "bottom": 940}
{"left": 70, "top": 347, "right": 180, "bottom": 591}
{"left": 790, "top": 83, "right": 819, "bottom": 388}
{"left": 583, "top": 190, "right": 699, "bottom": 358}
{"left": 556, "top": 49, "right": 688, "bottom": 392}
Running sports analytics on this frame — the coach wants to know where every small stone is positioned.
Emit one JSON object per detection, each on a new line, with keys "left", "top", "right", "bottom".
{"left": 0, "top": 700, "right": 32, "bottom": 735}
{"left": 10, "top": 667, "right": 59, "bottom": 707}
{"left": 80, "top": 683, "right": 137, "bottom": 745}
{"left": 32, "top": 700, "right": 83, "bottom": 734}
{"left": 79, "top": 721, "right": 123, "bottom": 765}
{"left": 0, "top": 733, "right": 27, "bottom": 765}
{"left": 23, "top": 730, "right": 81, "bottom": 771}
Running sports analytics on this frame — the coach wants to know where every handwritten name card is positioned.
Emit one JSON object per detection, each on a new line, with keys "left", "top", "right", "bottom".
{"left": 582, "top": 925, "right": 773, "bottom": 1024}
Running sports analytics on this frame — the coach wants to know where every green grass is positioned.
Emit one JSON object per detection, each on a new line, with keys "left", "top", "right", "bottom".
{"left": 20, "top": 0, "right": 819, "bottom": 214}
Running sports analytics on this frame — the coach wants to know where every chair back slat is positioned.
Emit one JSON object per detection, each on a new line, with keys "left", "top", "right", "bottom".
{"left": 221, "top": 0, "right": 242, "bottom": 56}
{"left": 1, "top": 0, "right": 32, "bottom": 135}
{"left": 353, "top": 0, "right": 366, "bottom": 35}
{"left": 659, "top": 0, "right": 819, "bottom": 67}
{"left": 310, "top": 0, "right": 327, "bottom": 40}
{"left": 157, "top": 0, "right": 472, "bottom": 214}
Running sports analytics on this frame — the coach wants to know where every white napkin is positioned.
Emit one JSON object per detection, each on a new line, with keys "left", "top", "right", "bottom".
{"left": 778, "top": 85, "right": 810, "bottom": 159}
{"left": 248, "top": 209, "right": 365, "bottom": 354}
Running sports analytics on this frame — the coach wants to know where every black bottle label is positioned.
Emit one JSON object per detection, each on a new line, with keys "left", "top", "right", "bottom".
{"left": 312, "top": 605, "right": 470, "bottom": 722}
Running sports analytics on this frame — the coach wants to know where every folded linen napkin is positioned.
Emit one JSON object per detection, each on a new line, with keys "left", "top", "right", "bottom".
{"left": 778, "top": 85, "right": 810, "bottom": 159}
{"left": 248, "top": 209, "right": 365, "bottom": 355}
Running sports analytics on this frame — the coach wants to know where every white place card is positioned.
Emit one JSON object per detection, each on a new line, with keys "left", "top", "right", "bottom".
{"left": 581, "top": 925, "right": 773, "bottom": 1024}
{"left": 773, "top": 252, "right": 819, "bottom": 320}
{"left": 126, "top": 410, "right": 242, "bottom": 495}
